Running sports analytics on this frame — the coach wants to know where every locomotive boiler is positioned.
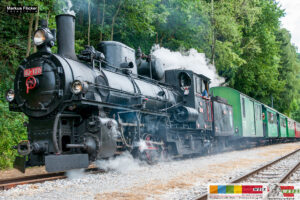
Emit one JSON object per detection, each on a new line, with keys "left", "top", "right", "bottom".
{"left": 7, "top": 14, "right": 234, "bottom": 173}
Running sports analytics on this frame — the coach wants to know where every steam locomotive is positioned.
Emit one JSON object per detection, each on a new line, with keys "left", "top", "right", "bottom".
{"left": 7, "top": 14, "right": 234, "bottom": 173}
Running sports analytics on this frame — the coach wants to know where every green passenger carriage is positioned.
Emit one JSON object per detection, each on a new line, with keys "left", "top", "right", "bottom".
{"left": 211, "top": 87, "right": 300, "bottom": 140}
{"left": 210, "top": 87, "right": 263, "bottom": 138}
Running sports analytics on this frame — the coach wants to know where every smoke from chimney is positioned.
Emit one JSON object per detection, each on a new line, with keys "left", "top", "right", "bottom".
{"left": 151, "top": 45, "right": 225, "bottom": 87}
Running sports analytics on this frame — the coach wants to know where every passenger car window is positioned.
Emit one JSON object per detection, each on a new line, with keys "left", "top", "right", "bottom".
{"left": 242, "top": 98, "right": 246, "bottom": 118}
{"left": 281, "top": 118, "right": 286, "bottom": 127}
{"left": 268, "top": 112, "right": 274, "bottom": 124}
{"left": 259, "top": 106, "right": 262, "bottom": 120}
{"left": 255, "top": 105, "right": 261, "bottom": 120}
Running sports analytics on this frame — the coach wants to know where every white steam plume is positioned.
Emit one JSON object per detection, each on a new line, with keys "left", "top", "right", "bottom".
{"left": 66, "top": 169, "right": 85, "bottom": 179}
{"left": 63, "top": 0, "right": 76, "bottom": 15}
{"left": 137, "top": 140, "right": 147, "bottom": 152}
{"left": 96, "top": 151, "right": 140, "bottom": 173}
{"left": 151, "top": 45, "right": 225, "bottom": 87}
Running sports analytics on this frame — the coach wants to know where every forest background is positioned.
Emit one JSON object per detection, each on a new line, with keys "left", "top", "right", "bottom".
{"left": 1, "top": 0, "right": 300, "bottom": 169}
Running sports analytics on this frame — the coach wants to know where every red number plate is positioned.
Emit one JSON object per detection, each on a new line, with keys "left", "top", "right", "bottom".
{"left": 24, "top": 67, "right": 42, "bottom": 77}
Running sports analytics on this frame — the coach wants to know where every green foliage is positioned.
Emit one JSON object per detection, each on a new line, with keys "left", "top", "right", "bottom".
{"left": 1, "top": 0, "right": 300, "bottom": 169}
{"left": 210, "top": 0, "right": 300, "bottom": 117}
{"left": 275, "top": 29, "right": 300, "bottom": 114}
{"left": 0, "top": 99, "right": 27, "bottom": 169}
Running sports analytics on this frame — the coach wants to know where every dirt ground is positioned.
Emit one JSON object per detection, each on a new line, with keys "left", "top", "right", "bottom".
{"left": 0, "top": 163, "right": 97, "bottom": 180}
{"left": 0, "top": 166, "right": 47, "bottom": 180}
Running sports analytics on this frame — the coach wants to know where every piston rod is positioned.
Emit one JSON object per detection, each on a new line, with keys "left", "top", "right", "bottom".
{"left": 66, "top": 144, "right": 85, "bottom": 148}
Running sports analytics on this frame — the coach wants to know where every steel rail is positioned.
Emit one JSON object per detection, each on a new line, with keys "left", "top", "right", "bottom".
{"left": 0, "top": 167, "right": 104, "bottom": 191}
{"left": 196, "top": 148, "right": 300, "bottom": 200}
{"left": 279, "top": 158, "right": 300, "bottom": 183}
{"left": 0, "top": 172, "right": 66, "bottom": 190}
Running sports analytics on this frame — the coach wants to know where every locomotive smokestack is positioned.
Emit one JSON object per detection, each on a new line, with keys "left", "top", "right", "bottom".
{"left": 55, "top": 14, "right": 77, "bottom": 60}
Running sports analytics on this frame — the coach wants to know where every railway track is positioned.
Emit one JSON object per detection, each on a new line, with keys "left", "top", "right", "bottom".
{"left": 2, "top": 148, "right": 300, "bottom": 195}
{"left": 197, "top": 148, "right": 300, "bottom": 200}
{"left": 0, "top": 167, "right": 104, "bottom": 191}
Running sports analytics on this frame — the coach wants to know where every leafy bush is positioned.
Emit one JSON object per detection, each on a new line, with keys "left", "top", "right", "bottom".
{"left": 0, "top": 99, "right": 27, "bottom": 169}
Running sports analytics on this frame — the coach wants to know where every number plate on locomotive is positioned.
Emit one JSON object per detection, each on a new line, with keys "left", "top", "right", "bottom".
{"left": 24, "top": 67, "right": 42, "bottom": 77}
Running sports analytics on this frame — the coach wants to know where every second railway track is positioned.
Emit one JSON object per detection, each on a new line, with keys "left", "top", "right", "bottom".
{"left": 197, "top": 148, "right": 300, "bottom": 200}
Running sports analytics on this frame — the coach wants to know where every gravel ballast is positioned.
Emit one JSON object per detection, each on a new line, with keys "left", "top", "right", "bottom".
{"left": 1, "top": 142, "right": 300, "bottom": 200}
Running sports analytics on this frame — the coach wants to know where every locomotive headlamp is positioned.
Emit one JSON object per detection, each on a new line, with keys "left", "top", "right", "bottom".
{"left": 33, "top": 23, "right": 55, "bottom": 53}
{"left": 71, "top": 80, "right": 83, "bottom": 94}
{"left": 71, "top": 80, "right": 89, "bottom": 94}
{"left": 6, "top": 89, "right": 15, "bottom": 102}
{"left": 33, "top": 30, "right": 46, "bottom": 46}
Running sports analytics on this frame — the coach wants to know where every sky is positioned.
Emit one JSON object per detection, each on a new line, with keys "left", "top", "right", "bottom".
{"left": 277, "top": 0, "right": 300, "bottom": 52}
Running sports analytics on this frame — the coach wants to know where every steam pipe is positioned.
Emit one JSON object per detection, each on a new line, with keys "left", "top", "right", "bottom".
{"left": 55, "top": 14, "right": 77, "bottom": 60}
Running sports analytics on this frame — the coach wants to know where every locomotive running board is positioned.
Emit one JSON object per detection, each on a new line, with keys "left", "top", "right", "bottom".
{"left": 45, "top": 154, "right": 89, "bottom": 172}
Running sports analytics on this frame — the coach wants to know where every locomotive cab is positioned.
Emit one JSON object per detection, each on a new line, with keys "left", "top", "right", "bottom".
{"left": 164, "top": 70, "right": 234, "bottom": 155}
{"left": 165, "top": 70, "right": 213, "bottom": 131}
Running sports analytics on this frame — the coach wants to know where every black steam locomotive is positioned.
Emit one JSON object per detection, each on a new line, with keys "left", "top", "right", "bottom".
{"left": 7, "top": 14, "right": 234, "bottom": 172}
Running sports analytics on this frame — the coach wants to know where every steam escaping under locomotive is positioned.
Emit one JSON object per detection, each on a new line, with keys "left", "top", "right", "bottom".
{"left": 7, "top": 14, "right": 236, "bottom": 173}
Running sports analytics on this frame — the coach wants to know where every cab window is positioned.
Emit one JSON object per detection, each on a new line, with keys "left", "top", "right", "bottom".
{"left": 202, "top": 80, "right": 206, "bottom": 93}
{"left": 196, "top": 77, "right": 201, "bottom": 93}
